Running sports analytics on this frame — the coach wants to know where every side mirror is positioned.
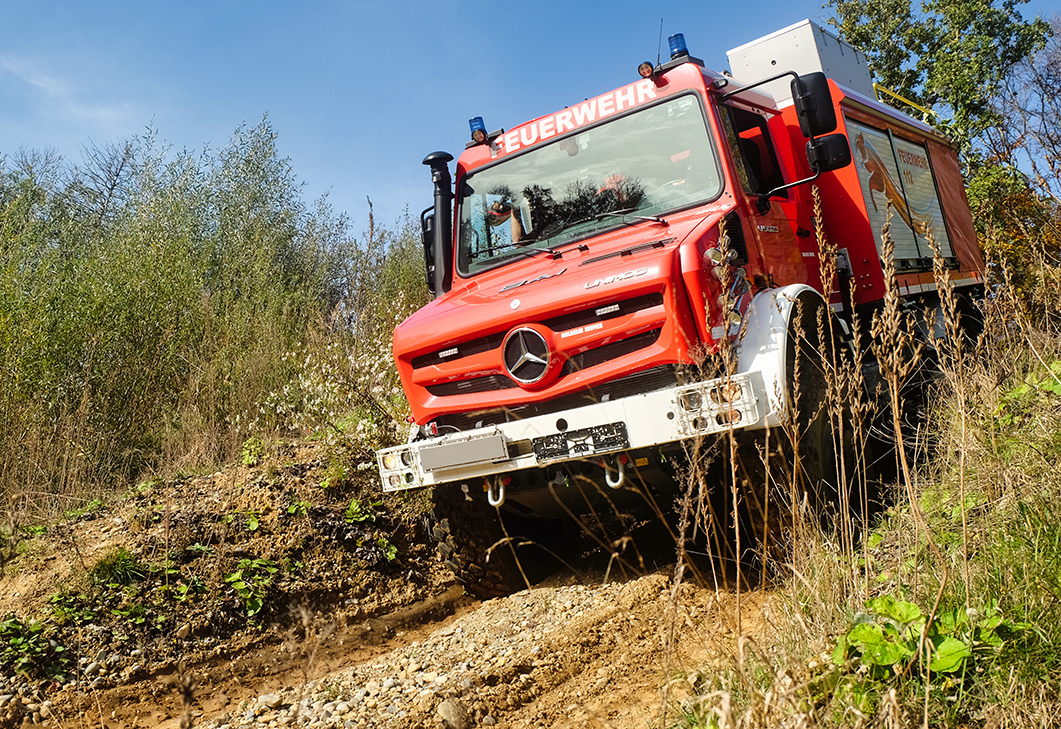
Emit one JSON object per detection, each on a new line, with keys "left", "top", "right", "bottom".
{"left": 806, "top": 133, "right": 852, "bottom": 173}
{"left": 791, "top": 72, "right": 837, "bottom": 138}
{"left": 420, "top": 208, "right": 437, "bottom": 296}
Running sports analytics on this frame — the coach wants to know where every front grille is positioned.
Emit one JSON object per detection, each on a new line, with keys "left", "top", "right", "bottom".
{"left": 431, "top": 365, "right": 685, "bottom": 431}
{"left": 411, "top": 332, "right": 505, "bottom": 370}
{"left": 544, "top": 293, "right": 664, "bottom": 332}
{"left": 424, "top": 328, "right": 662, "bottom": 399}
{"left": 426, "top": 375, "right": 518, "bottom": 397}
{"left": 560, "top": 328, "right": 661, "bottom": 375}
{"left": 413, "top": 292, "right": 665, "bottom": 371}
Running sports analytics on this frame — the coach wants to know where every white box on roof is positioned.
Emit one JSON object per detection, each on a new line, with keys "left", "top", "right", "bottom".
{"left": 726, "top": 19, "right": 874, "bottom": 104}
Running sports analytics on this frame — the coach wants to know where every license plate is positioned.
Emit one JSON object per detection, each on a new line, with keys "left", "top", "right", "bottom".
{"left": 419, "top": 433, "right": 508, "bottom": 471}
{"left": 532, "top": 422, "right": 629, "bottom": 462}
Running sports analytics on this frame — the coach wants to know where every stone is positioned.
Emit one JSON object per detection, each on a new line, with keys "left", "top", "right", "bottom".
{"left": 260, "top": 694, "right": 283, "bottom": 709}
{"left": 436, "top": 699, "right": 469, "bottom": 729}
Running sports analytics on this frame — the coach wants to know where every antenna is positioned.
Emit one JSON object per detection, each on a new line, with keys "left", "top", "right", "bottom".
{"left": 656, "top": 18, "right": 664, "bottom": 65}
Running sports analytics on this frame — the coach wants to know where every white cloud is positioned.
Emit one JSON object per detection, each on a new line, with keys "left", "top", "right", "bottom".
{"left": 0, "top": 53, "right": 70, "bottom": 98}
{"left": 0, "top": 52, "right": 138, "bottom": 133}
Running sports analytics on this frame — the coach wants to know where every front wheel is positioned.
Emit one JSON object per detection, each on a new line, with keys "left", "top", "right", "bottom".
{"left": 429, "top": 485, "right": 525, "bottom": 600}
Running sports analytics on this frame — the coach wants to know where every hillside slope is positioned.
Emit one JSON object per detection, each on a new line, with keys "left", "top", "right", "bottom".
{"left": 0, "top": 441, "right": 754, "bottom": 728}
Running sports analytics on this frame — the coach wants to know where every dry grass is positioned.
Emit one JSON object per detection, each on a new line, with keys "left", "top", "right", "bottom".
{"left": 664, "top": 201, "right": 1061, "bottom": 728}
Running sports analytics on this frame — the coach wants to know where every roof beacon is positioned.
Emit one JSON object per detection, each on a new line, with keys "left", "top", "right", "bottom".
{"left": 668, "top": 33, "right": 689, "bottom": 60}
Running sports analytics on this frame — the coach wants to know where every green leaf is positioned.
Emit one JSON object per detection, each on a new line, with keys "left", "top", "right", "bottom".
{"left": 831, "top": 634, "right": 850, "bottom": 665}
{"left": 981, "top": 612, "right": 1003, "bottom": 629}
{"left": 867, "top": 595, "right": 922, "bottom": 625}
{"left": 1041, "top": 377, "right": 1061, "bottom": 395}
{"left": 929, "top": 636, "right": 971, "bottom": 672}
{"left": 866, "top": 640, "right": 911, "bottom": 667}
{"left": 848, "top": 623, "right": 913, "bottom": 667}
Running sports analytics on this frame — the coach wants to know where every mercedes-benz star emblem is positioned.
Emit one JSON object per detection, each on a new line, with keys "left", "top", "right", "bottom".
{"left": 502, "top": 328, "right": 550, "bottom": 384}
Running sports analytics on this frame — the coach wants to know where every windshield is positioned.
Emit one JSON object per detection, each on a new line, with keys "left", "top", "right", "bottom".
{"left": 457, "top": 93, "right": 722, "bottom": 275}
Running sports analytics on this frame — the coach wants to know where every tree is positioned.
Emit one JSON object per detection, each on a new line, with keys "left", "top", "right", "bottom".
{"left": 828, "top": 0, "right": 1050, "bottom": 154}
{"left": 986, "top": 16, "right": 1061, "bottom": 206}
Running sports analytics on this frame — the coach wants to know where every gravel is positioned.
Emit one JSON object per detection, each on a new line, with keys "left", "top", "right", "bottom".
{"left": 204, "top": 574, "right": 671, "bottom": 729}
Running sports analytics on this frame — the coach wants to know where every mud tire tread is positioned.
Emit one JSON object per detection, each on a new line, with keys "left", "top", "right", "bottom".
{"left": 428, "top": 488, "right": 523, "bottom": 600}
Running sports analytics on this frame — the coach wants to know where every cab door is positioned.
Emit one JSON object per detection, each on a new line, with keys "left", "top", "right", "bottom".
{"left": 719, "top": 103, "right": 822, "bottom": 294}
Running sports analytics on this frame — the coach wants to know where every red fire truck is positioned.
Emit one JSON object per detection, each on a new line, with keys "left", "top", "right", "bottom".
{"left": 377, "top": 21, "right": 984, "bottom": 595}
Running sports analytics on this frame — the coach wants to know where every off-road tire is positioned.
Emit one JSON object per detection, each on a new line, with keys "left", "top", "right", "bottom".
{"left": 429, "top": 486, "right": 525, "bottom": 600}
{"left": 786, "top": 290, "right": 848, "bottom": 511}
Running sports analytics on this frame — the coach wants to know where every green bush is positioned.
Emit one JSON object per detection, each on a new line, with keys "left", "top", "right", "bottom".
{"left": 0, "top": 119, "right": 429, "bottom": 508}
{"left": 91, "top": 547, "right": 146, "bottom": 586}
{"left": 224, "top": 558, "right": 279, "bottom": 617}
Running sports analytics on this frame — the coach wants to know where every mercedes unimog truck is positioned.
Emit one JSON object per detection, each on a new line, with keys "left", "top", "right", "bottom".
{"left": 376, "top": 20, "right": 985, "bottom": 596}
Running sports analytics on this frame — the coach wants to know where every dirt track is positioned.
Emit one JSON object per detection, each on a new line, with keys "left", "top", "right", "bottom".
{"left": 42, "top": 574, "right": 764, "bottom": 729}
{"left": 0, "top": 444, "right": 771, "bottom": 729}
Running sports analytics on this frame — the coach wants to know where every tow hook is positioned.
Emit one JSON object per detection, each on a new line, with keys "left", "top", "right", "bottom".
{"left": 487, "top": 477, "right": 506, "bottom": 508}
{"left": 602, "top": 456, "right": 626, "bottom": 489}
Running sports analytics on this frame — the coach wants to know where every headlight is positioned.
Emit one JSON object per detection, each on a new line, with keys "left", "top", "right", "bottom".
{"left": 711, "top": 383, "right": 743, "bottom": 405}
{"left": 382, "top": 453, "right": 399, "bottom": 470}
{"left": 680, "top": 391, "right": 703, "bottom": 411}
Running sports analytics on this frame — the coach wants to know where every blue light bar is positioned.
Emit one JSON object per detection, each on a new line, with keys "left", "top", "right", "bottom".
{"left": 469, "top": 117, "right": 487, "bottom": 143}
{"left": 668, "top": 33, "right": 688, "bottom": 60}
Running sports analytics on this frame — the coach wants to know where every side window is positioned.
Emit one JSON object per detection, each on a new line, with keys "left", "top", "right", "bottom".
{"left": 721, "top": 105, "right": 786, "bottom": 198}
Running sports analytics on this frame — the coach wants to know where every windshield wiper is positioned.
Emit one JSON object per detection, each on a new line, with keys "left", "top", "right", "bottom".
{"left": 541, "top": 207, "right": 669, "bottom": 248}
{"left": 600, "top": 209, "right": 669, "bottom": 226}
{"left": 478, "top": 240, "right": 553, "bottom": 259}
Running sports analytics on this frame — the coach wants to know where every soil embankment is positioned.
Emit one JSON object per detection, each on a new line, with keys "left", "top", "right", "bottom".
{"left": 0, "top": 443, "right": 765, "bottom": 728}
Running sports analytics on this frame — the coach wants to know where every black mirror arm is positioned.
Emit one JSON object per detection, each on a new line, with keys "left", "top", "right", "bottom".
{"left": 754, "top": 169, "right": 823, "bottom": 215}
{"left": 720, "top": 70, "right": 800, "bottom": 102}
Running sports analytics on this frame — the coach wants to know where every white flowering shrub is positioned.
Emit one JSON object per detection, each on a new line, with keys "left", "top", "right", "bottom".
{"left": 249, "top": 233, "right": 427, "bottom": 454}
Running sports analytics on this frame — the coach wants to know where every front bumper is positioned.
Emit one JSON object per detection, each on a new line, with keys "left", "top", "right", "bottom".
{"left": 377, "top": 371, "right": 763, "bottom": 492}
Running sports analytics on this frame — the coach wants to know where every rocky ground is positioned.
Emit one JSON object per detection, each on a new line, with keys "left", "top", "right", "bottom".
{"left": 0, "top": 442, "right": 770, "bottom": 729}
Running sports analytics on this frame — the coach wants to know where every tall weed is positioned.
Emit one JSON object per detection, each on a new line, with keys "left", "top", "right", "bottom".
{"left": 671, "top": 203, "right": 1061, "bottom": 728}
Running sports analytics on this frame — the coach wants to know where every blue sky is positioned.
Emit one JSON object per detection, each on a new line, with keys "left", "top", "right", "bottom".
{"left": 2, "top": 1, "right": 1057, "bottom": 231}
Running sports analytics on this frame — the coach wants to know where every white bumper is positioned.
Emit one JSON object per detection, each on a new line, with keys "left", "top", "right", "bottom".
{"left": 378, "top": 371, "right": 766, "bottom": 491}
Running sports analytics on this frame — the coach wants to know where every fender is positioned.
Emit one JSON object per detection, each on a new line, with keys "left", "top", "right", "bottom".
{"left": 737, "top": 283, "right": 828, "bottom": 429}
